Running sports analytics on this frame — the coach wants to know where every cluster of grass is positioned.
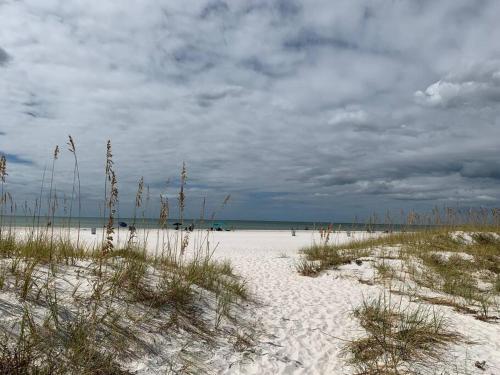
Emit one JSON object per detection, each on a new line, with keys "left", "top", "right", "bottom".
{"left": 0, "top": 233, "right": 85, "bottom": 263}
{"left": 0, "top": 138, "right": 252, "bottom": 373}
{"left": 374, "top": 261, "right": 398, "bottom": 282}
{"left": 0, "top": 242, "right": 248, "bottom": 373}
{"left": 298, "top": 213, "right": 499, "bottom": 373}
{"left": 299, "top": 220, "right": 500, "bottom": 319}
{"left": 402, "top": 231, "right": 500, "bottom": 319}
{"left": 296, "top": 245, "right": 368, "bottom": 276}
{"left": 345, "top": 294, "right": 462, "bottom": 375}
{"left": 296, "top": 227, "right": 371, "bottom": 276}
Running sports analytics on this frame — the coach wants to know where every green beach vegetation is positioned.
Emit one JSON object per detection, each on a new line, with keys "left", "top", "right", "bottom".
{"left": 298, "top": 211, "right": 500, "bottom": 374}
{"left": 0, "top": 137, "right": 253, "bottom": 374}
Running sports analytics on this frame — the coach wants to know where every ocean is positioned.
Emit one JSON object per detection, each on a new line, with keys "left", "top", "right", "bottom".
{"left": 1, "top": 216, "right": 411, "bottom": 231}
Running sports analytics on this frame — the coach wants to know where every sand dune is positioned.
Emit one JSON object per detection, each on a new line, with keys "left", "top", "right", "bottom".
{"left": 5, "top": 228, "right": 500, "bottom": 374}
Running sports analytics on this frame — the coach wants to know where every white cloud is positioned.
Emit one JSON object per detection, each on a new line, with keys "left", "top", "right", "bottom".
{"left": 328, "top": 108, "right": 368, "bottom": 126}
{"left": 415, "top": 61, "right": 500, "bottom": 107}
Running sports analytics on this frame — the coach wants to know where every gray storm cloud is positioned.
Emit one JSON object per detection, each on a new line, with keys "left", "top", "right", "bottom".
{"left": 0, "top": 47, "right": 9, "bottom": 65}
{"left": 0, "top": 0, "right": 499, "bottom": 221}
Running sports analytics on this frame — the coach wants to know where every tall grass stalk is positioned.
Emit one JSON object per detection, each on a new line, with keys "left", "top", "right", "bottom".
{"left": 102, "top": 140, "right": 113, "bottom": 245}
{"left": 129, "top": 176, "right": 144, "bottom": 246}
{"left": 67, "top": 135, "right": 81, "bottom": 248}
{"left": 48, "top": 146, "right": 59, "bottom": 257}
{"left": 178, "top": 162, "right": 187, "bottom": 262}
{"left": 0, "top": 155, "right": 7, "bottom": 239}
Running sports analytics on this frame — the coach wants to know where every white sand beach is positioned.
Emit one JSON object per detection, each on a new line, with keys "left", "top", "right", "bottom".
{"left": 6, "top": 227, "right": 499, "bottom": 374}
{"left": 185, "top": 230, "right": 500, "bottom": 375}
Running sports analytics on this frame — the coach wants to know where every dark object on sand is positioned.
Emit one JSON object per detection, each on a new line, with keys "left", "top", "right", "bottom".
{"left": 475, "top": 361, "right": 487, "bottom": 371}
{"left": 355, "top": 259, "right": 363, "bottom": 266}
{"left": 173, "top": 222, "right": 182, "bottom": 230}
{"left": 210, "top": 222, "right": 228, "bottom": 231}
{"left": 119, "top": 222, "right": 128, "bottom": 228}
{"left": 91, "top": 228, "right": 96, "bottom": 235}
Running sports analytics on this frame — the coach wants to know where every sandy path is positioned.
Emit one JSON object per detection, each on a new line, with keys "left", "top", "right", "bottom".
{"left": 204, "top": 230, "right": 500, "bottom": 375}
{"left": 209, "top": 231, "right": 378, "bottom": 374}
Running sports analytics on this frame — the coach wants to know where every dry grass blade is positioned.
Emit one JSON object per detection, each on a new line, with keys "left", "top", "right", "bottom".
{"left": 346, "top": 295, "right": 463, "bottom": 375}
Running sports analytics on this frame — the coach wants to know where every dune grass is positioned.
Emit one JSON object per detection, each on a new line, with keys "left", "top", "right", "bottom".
{"left": 296, "top": 247, "right": 369, "bottom": 276}
{"left": 296, "top": 240, "right": 371, "bottom": 276}
{"left": 299, "top": 223, "right": 500, "bottom": 317}
{"left": 0, "top": 138, "right": 253, "bottom": 373}
{"left": 345, "top": 294, "right": 462, "bottom": 375}
{"left": 299, "top": 215, "right": 499, "bottom": 372}
{"left": 0, "top": 236, "right": 251, "bottom": 373}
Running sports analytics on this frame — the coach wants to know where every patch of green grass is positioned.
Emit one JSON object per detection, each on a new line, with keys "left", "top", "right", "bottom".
{"left": 296, "top": 259, "right": 322, "bottom": 277}
{"left": 0, "top": 336, "right": 43, "bottom": 375}
{"left": 298, "top": 243, "right": 370, "bottom": 275}
{"left": 495, "top": 275, "right": 500, "bottom": 293}
{"left": 0, "top": 233, "right": 251, "bottom": 374}
{"left": 375, "top": 261, "right": 396, "bottom": 280}
{"left": 182, "top": 258, "right": 248, "bottom": 300}
{"left": 1, "top": 307, "right": 133, "bottom": 375}
{"left": 404, "top": 233, "right": 499, "bottom": 315}
{"left": 300, "top": 227, "right": 500, "bottom": 318}
{"left": 0, "top": 233, "right": 86, "bottom": 264}
{"left": 346, "top": 295, "right": 462, "bottom": 375}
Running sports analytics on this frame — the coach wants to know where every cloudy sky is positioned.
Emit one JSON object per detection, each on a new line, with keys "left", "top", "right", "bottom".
{"left": 1, "top": 0, "right": 500, "bottom": 221}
